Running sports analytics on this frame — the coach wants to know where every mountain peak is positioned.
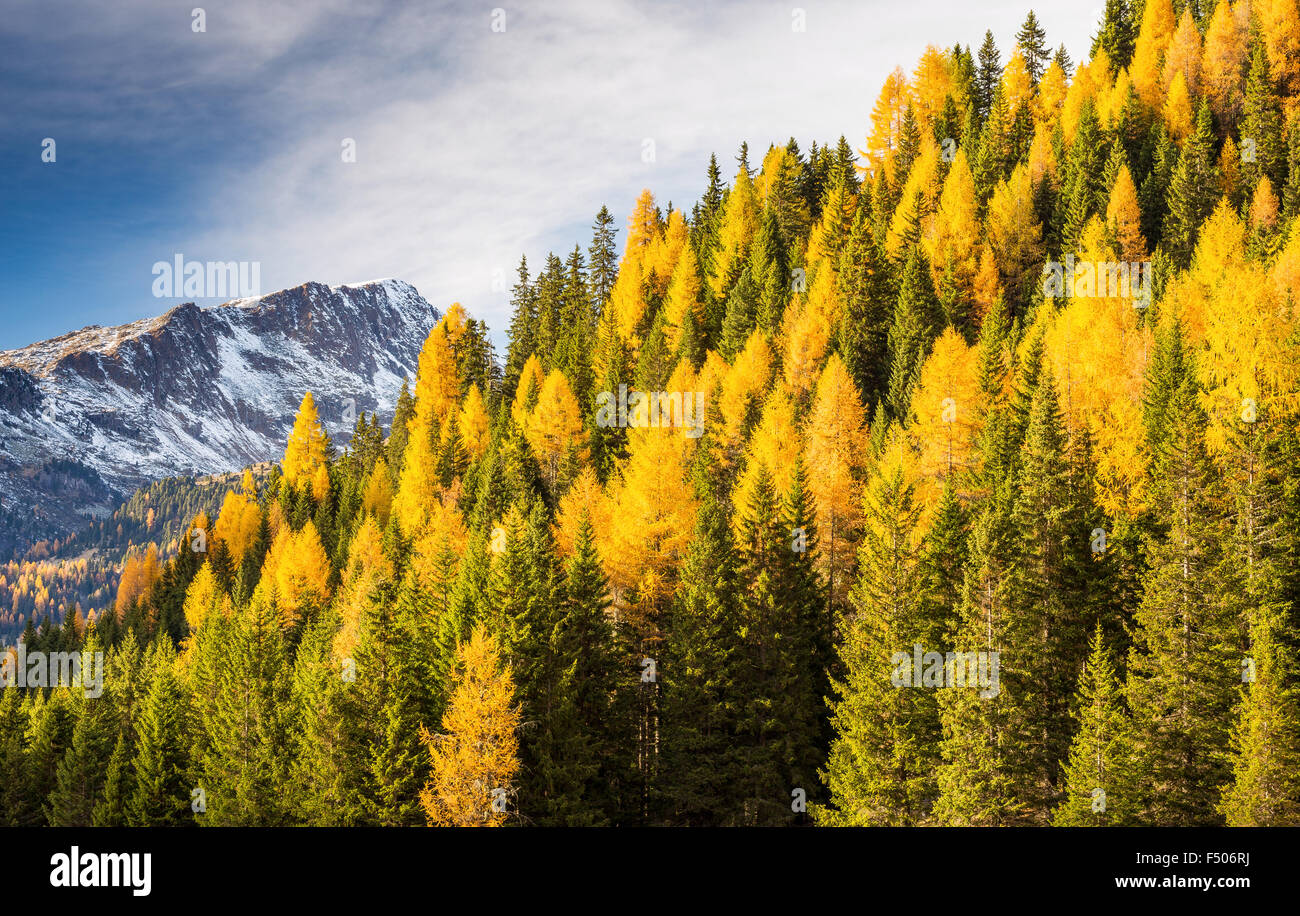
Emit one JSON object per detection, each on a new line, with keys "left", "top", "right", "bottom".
{"left": 0, "top": 279, "right": 440, "bottom": 556}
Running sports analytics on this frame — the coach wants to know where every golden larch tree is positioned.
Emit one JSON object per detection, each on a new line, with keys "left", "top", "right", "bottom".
{"left": 1202, "top": 0, "right": 1249, "bottom": 125}
{"left": 1105, "top": 163, "right": 1148, "bottom": 263}
{"left": 908, "top": 327, "right": 982, "bottom": 516}
{"left": 924, "top": 148, "right": 981, "bottom": 301}
{"left": 420, "top": 625, "right": 522, "bottom": 827}
{"left": 863, "top": 66, "right": 910, "bottom": 178}
{"left": 458, "top": 385, "right": 491, "bottom": 460}
{"left": 361, "top": 458, "right": 394, "bottom": 528}
{"left": 1161, "top": 7, "right": 1203, "bottom": 98}
{"left": 804, "top": 354, "right": 868, "bottom": 609}
{"left": 524, "top": 369, "right": 588, "bottom": 492}
{"left": 1131, "top": 0, "right": 1177, "bottom": 110}
{"left": 709, "top": 168, "right": 761, "bottom": 299}
{"left": 282, "top": 392, "right": 330, "bottom": 499}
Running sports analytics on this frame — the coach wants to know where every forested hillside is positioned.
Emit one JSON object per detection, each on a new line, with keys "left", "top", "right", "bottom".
{"left": 4, "top": 0, "right": 1300, "bottom": 827}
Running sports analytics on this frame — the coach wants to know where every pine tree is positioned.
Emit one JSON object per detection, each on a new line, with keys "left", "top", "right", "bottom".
{"left": 1127, "top": 377, "right": 1239, "bottom": 825}
{"left": 128, "top": 646, "right": 193, "bottom": 826}
{"left": 1093, "top": 0, "right": 1136, "bottom": 68}
{"left": 658, "top": 495, "right": 740, "bottom": 824}
{"left": 886, "top": 246, "right": 943, "bottom": 420}
{"left": 588, "top": 207, "right": 619, "bottom": 312}
{"left": 1016, "top": 11, "right": 1050, "bottom": 85}
{"left": 556, "top": 517, "right": 626, "bottom": 824}
{"left": 48, "top": 630, "right": 117, "bottom": 826}
{"left": 1219, "top": 611, "right": 1300, "bottom": 825}
{"left": 0, "top": 687, "right": 36, "bottom": 825}
{"left": 194, "top": 591, "right": 293, "bottom": 825}
{"left": 818, "top": 431, "right": 939, "bottom": 825}
{"left": 1241, "top": 41, "right": 1287, "bottom": 196}
{"left": 1003, "top": 374, "right": 1104, "bottom": 820}
{"left": 1162, "top": 102, "right": 1218, "bottom": 267}
{"left": 1054, "top": 625, "right": 1137, "bottom": 825}
{"left": 975, "top": 31, "right": 1002, "bottom": 119}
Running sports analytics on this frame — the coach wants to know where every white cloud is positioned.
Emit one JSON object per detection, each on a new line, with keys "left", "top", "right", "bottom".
{"left": 25, "top": 0, "right": 1102, "bottom": 347}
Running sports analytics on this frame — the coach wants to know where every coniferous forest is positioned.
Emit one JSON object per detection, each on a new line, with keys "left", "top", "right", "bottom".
{"left": 8, "top": 0, "right": 1300, "bottom": 829}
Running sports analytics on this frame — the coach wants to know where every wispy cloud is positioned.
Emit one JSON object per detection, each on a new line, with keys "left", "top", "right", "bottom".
{"left": 1, "top": 0, "right": 1097, "bottom": 350}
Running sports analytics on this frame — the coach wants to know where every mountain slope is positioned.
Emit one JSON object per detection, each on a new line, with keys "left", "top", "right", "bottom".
{"left": 0, "top": 279, "right": 438, "bottom": 555}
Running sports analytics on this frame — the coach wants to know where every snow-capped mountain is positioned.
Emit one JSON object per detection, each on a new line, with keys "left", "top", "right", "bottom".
{"left": 0, "top": 279, "right": 439, "bottom": 554}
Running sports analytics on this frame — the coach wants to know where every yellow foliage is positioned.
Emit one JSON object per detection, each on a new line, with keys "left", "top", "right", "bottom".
{"left": 986, "top": 163, "right": 1044, "bottom": 298}
{"left": 419, "top": 625, "right": 521, "bottom": 827}
{"left": 1132, "top": 0, "right": 1177, "bottom": 110}
{"left": 407, "top": 495, "right": 468, "bottom": 619}
{"left": 732, "top": 388, "right": 801, "bottom": 527}
{"left": 804, "top": 354, "right": 868, "bottom": 607}
{"left": 604, "top": 424, "right": 698, "bottom": 620}
{"left": 1106, "top": 163, "right": 1148, "bottom": 263}
{"left": 213, "top": 489, "right": 261, "bottom": 563}
{"left": 972, "top": 244, "right": 1002, "bottom": 325}
{"left": 260, "top": 520, "right": 332, "bottom": 630}
{"left": 1169, "top": 199, "right": 1300, "bottom": 449}
{"left": 282, "top": 392, "right": 329, "bottom": 497}
{"left": 863, "top": 66, "right": 911, "bottom": 178}
{"left": 361, "top": 459, "right": 394, "bottom": 528}
{"left": 524, "top": 369, "right": 588, "bottom": 489}
{"left": 625, "top": 188, "right": 660, "bottom": 260}
{"left": 783, "top": 268, "right": 838, "bottom": 398}
{"left": 644, "top": 208, "right": 688, "bottom": 298}
{"left": 924, "top": 148, "right": 981, "bottom": 301}
{"left": 709, "top": 168, "right": 761, "bottom": 299}
{"left": 1043, "top": 228, "right": 1153, "bottom": 516}
{"left": 661, "top": 243, "right": 702, "bottom": 354}
{"left": 458, "top": 385, "right": 490, "bottom": 460}
{"left": 1258, "top": 0, "right": 1300, "bottom": 106}
{"left": 392, "top": 420, "right": 439, "bottom": 536}
{"left": 554, "top": 466, "right": 615, "bottom": 559}
{"left": 1026, "top": 124, "right": 1058, "bottom": 186}
{"left": 1203, "top": 0, "right": 1249, "bottom": 124}
{"left": 1162, "top": 8, "right": 1203, "bottom": 98}
{"left": 908, "top": 328, "right": 982, "bottom": 516}
{"left": 1251, "top": 177, "right": 1280, "bottom": 231}
{"left": 1001, "top": 50, "right": 1034, "bottom": 113}
{"left": 887, "top": 137, "right": 942, "bottom": 255}
{"left": 333, "top": 516, "right": 391, "bottom": 661}
{"left": 1097, "top": 67, "right": 1134, "bottom": 129}
{"left": 182, "top": 562, "right": 219, "bottom": 632}
{"left": 715, "top": 331, "right": 773, "bottom": 465}
{"left": 1060, "top": 50, "right": 1112, "bottom": 145}
{"left": 910, "top": 45, "right": 954, "bottom": 131}
{"left": 413, "top": 323, "right": 461, "bottom": 429}
{"left": 1163, "top": 69, "right": 1195, "bottom": 141}
{"left": 1035, "top": 60, "right": 1069, "bottom": 127}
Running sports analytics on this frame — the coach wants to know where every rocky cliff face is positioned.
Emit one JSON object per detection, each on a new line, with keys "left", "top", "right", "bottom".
{"left": 0, "top": 279, "right": 438, "bottom": 555}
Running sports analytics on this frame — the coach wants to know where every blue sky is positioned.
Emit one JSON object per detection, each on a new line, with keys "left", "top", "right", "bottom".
{"left": 0, "top": 0, "right": 1100, "bottom": 353}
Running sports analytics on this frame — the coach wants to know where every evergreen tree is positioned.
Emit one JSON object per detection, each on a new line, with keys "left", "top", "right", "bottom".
{"left": 818, "top": 434, "right": 939, "bottom": 825}
{"left": 128, "top": 646, "right": 193, "bottom": 826}
{"left": 886, "top": 246, "right": 943, "bottom": 420}
{"left": 1092, "top": 0, "right": 1135, "bottom": 68}
{"left": 1054, "top": 625, "right": 1137, "bottom": 825}
{"left": 588, "top": 206, "right": 619, "bottom": 312}
{"left": 659, "top": 495, "right": 744, "bottom": 825}
{"left": 1127, "top": 376, "right": 1239, "bottom": 825}
{"left": 975, "top": 30, "right": 1002, "bottom": 120}
{"left": 1016, "top": 11, "right": 1050, "bottom": 85}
